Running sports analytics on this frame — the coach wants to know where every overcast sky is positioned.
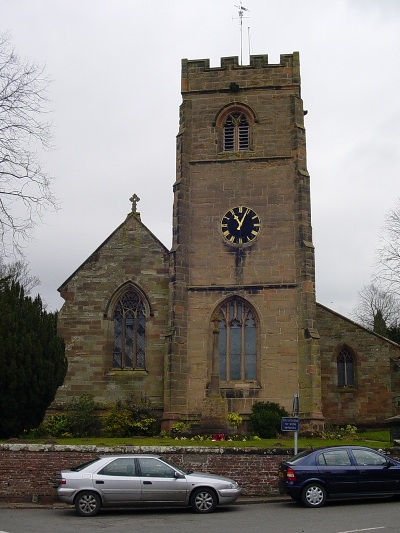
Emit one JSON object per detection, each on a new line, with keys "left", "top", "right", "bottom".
{"left": 2, "top": 0, "right": 400, "bottom": 318}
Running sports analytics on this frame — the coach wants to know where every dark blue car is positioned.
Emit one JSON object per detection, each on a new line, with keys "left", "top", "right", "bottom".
{"left": 278, "top": 445, "right": 400, "bottom": 507}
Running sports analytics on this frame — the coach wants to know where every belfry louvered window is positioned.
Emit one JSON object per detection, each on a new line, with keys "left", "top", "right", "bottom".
{"left": 223, "top": 112, "right": 249, "bottom": 151}
{"left": 218, "top": 298, "right": 257, "bottom": 381}
{"left": 113, "top": 289, "right": 146, "bottom": 369}
{"left": 337, "top": 347, "right": 354, "bottom": 387}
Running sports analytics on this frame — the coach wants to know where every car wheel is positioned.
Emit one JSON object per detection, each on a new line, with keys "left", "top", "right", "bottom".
{"left": 190, "top": 487, "right": 217, "bottom": 513}
{"left": 74, "top": 491, "right": 101, "bottom": 517}
{"left": 301, "top": 483, "right": 326, "bottom": 508}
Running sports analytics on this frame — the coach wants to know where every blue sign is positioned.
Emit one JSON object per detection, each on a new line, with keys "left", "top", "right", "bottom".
{"left": 281, "top": 417, "right": 299, "bottom": 432}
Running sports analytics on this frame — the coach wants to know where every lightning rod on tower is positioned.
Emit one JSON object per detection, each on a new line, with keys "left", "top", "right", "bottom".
{"left": 233, "top": 2, "right": 250, "bottom": 65}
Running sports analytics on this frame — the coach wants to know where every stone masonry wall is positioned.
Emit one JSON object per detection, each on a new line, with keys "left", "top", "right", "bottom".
{"left": 56, "top": 212, "right": 170, "bottom": 409}
{"left": 170, "top": 52, "right": 322, "bottom": 425}
{"left": 317, "top": 303, "right": 400, "bottom": 425}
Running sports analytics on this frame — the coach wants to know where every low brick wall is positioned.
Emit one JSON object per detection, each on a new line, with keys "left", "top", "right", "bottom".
{"left": 0, "top": 444, "right": 293, "bottom": 504}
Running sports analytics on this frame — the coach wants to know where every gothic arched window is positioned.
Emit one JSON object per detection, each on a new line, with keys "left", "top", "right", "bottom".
{"left": 337, "top": 346, "right": 355, "bottom": 387}
{"left": 223, "top": 112, "right": 249, "bottom": 151}
{"left": 218, "top": 298, "right": 257, "bottom": 381}
{"left": 113, "top": 289, "right": 146, "bottom": 369}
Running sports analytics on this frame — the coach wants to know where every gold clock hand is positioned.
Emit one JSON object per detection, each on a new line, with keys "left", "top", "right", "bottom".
{"left": 233, "top": 214, "right": 242, "bottom": 228}
{"left": 237, "top": 208, "right": 250, "bottom": 229}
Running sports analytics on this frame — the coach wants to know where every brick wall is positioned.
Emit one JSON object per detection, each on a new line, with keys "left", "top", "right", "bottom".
{"left": 0, "top": 444, "right": 291, "bottom": 503}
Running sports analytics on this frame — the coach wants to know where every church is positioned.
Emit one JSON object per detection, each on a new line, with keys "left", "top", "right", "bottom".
{"left": 55, "top": 52, "right": 400, "bottom": 432}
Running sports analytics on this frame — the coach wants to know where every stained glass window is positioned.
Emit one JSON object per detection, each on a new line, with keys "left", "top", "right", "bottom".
{"left": 113, "top": 289, "right": 146, "bottom": 369}
{"left": 218, "top": 298, "right": 257, "bottom": 381}
{"left": 337, "top": 347, "right": 354, "bottom": 387}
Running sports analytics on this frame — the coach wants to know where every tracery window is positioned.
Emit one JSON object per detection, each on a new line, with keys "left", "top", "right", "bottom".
{"left": 337, "top": 346, "right": 354, "bottom": 387}
{"left": 223, "top": 112, "right": 249, "bottom": 151}
{"left": 218, "top": 298, "right": 257, "bottom": 381}
{"left": 113, "top": 289, "right": 146, "bottom": 369}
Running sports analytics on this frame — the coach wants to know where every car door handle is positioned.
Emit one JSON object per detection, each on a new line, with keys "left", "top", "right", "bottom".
{"left": 95, "top": 480, "right": 104, "bottom": 484}
{"left": 143, "top": 481, "right": 152, "bottom": 485}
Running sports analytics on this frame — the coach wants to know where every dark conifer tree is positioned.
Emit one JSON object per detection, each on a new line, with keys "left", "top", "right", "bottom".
{"left": 0, "top": 279, "right": 67, "bottom": 438}
{"left": 387, "top": 325, "right": 400, "bottom": 345}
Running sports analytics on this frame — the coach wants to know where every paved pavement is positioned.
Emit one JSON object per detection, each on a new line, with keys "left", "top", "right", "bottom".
{"left": 0, "top": 495, "right": 290, "bottom": 509}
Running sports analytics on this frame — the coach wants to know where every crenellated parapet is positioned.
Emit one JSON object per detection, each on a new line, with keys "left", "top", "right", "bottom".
{"left": 181, "top": 52, "right": 300, "bottom": 93}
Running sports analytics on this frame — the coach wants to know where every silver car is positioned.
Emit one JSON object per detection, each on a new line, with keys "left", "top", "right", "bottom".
{"left": 57, "top": 454, "right": 241, "bottom": 517}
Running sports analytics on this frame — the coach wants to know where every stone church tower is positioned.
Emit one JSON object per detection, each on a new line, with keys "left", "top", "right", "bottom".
{"left": 55, "top": 53, "right": 400, "bottom": 431}
{"left": 163, "top": 53, "right": 323, "bottom": 430}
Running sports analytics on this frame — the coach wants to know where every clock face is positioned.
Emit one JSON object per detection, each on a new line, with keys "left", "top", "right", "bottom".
{"left": 221, "top": 206, "right": 260, "bottom": 246}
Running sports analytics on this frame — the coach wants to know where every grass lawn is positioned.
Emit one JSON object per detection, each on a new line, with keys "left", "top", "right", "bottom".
{"left": 7, "top": 429, "right": 391, "bottom": 450}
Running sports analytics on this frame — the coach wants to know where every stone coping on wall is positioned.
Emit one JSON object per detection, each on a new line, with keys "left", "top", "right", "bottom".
{"left": 2, "top": 443, "right": 400, "bottom": 455}
{"left": 0, "top": 443, "right": 296, "bottom": 455}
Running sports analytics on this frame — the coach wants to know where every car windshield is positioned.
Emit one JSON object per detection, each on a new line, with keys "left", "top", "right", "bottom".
{"left": 70, "top": 458, "right": 101, "bottom": 472}
{"left": 159, "top": 457, "right": 191, "bottom": 475}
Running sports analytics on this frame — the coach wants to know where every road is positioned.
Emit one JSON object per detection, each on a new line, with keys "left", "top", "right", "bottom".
{"left": 1, "top": 499, "right": 400, "bottom": 533}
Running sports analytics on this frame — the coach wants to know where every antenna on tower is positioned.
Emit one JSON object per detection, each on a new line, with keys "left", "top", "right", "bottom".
{"left": 233, "top": 3, "right": 250, "bottom": 65}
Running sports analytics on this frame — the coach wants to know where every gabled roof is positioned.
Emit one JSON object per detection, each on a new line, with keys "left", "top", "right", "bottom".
{"left": 317, "top": 301, "right": 400, "bottom": 349}
{"left": 58, "top": 213, "right": 170, "bottom": 292}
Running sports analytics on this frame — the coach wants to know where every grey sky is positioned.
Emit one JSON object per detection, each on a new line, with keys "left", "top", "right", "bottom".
{"left": 2, "top": 0, "right": 400, "bottom": 317}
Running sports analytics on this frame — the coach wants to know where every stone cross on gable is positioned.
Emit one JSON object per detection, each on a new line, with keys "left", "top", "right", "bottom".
{"left": 130, "top": 193, "right": 140, "bottom": 213}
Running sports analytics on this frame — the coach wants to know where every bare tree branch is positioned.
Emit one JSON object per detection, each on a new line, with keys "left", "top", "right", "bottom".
{"left": 0, "top": 256, "right": 40, "bottom": 294}
{"left": 352, "top": 282, "right": 400, "bottom": 330}
{"left": 0, "top": 32, "right": 58, "bottom": 255}
{"left": 373, "top": 199, "right": 400, "bottom": 297}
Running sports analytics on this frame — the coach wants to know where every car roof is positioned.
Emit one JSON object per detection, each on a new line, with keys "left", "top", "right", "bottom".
{"left": 99, "top": 454, "right": 161, "bottom": 459}
{"left": 283, "top": 445, "right": 388, "bottom": 464}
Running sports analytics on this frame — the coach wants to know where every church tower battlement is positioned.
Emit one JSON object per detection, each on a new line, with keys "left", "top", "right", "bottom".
{"left": 181, "top": 53, "right": 300, "bottom": 92}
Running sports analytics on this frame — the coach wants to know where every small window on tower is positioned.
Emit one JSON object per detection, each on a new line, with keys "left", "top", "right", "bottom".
{"left": 223, "top": 112, "right": 249, "bottom": 151}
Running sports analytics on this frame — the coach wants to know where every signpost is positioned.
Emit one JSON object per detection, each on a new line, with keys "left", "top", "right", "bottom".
{"left": 281, "top": 394, "right": 300, "bottom": 454}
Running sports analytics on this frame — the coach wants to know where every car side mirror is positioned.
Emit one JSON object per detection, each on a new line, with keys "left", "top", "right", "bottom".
{"left": 174, "top": 471, "right": 185, "bottom": 479}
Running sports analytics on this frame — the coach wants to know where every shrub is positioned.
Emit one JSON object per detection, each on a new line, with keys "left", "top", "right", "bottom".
{"left": 102, "top": 407, "right": 132, "bottom": 437}
{"left": 102, "top": 397, "right": 160, "bottom": 437}
{"left": 249, "top": 401, "right": 289, "bottom": 438}
{"left": 227, "top": 412, "right": 243, "bottom": 428}
{"left": 171, "top": 421, "right": 191, "bottom": 435}
{"left": 25, "top": 414, "right": 72, "bottom": 439}
{"left": 131, "top": 417, "right": 158, "bottom": 436}
{"left": 66, "top": 394, "right": 101, "bottom": 437}
{"left": 40, "top": 414, "right": 71, "bottom": 437}
{"left": 321, "top": 424, "right": 357, "bottom": 440}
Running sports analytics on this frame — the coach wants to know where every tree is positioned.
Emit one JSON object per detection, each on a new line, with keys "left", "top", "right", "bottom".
{"left": 387, "top": 324, "right": 400, "bottom": 345}
{"left": 0, "top": 32, "right": 57, "bottom": 255}
{"left": 376, "top": 199, "right": 400, "bottom": 296}
{"left": 352, "top": 282, "right": 400, "bottom": 333}
{"left": 0, "top": 279, "right": 67, "bottom": 438}
{"left": 0, "top": 256, "right": 39, "bottom": 294}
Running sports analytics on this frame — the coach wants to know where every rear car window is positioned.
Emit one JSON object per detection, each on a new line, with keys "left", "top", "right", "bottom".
{"left": 70, "top": 458, "right": 101, "bottom": 472}
{"left": 287, "top": 449, "right": 315, "bottom": 464}
{"left": 98, "top": 458, "right": 137, "bottom": 476}
{"left": 317, "top": 450, "right": 351, "bottom": 466}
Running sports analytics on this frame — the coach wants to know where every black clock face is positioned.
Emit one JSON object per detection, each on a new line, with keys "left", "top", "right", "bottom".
{"left": 221, "top": 206, "right": 260, "bottom": 246}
